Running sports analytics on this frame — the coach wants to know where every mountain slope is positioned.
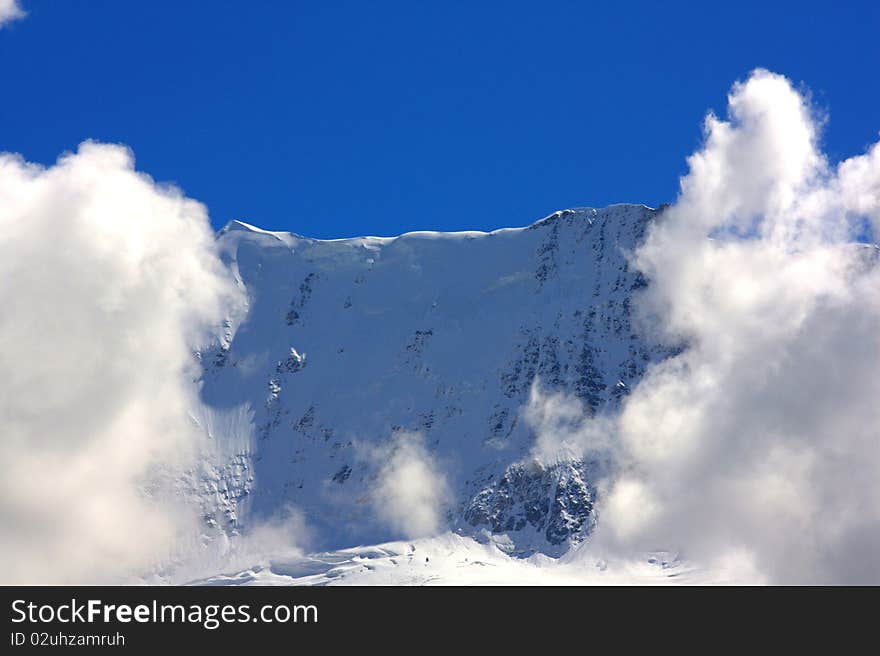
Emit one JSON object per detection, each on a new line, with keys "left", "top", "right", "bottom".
{"left": 195, "top": 204, "right": 670, "bottom": 556}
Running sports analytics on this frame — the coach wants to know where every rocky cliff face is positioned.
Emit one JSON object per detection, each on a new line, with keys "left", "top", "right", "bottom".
{"left": 193, "top": 204, "right": 669, "bottom": 555}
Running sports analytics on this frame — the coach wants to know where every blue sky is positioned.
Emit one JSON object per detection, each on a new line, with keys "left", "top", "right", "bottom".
{"left": 1, "top": 1, "right": 878, "bottom": 238}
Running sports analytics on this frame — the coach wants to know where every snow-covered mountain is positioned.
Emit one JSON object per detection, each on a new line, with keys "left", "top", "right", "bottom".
{"left": 193, "top": 204, "right": 672, "bottom": 558}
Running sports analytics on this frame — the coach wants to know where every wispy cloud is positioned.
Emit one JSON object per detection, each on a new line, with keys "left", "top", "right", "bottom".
{"left": 369, "top": 431, "right": 451, "bottom": 539}
{"left": 0, "top": 0, "right": 25, "bottom": 28}
{"left": 526, "top": 379, "right": 616, "bottom": 467}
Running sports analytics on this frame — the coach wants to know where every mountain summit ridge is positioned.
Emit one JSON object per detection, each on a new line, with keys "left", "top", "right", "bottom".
{"left": 218, "top": 203, "right": 660, "bottom": 244}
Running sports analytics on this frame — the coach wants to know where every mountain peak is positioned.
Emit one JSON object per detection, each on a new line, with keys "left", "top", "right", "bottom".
{"left": 219, "top": 219, "right": 270, "bottom": 234}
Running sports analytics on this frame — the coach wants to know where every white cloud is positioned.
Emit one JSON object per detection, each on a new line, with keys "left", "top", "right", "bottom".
{"left": 584, "top": 69, "right": 880, "bottom": 584}
{"left": 0, "top": 141, "right": 243, "bottom": 583}
{"left": 526, "top": 379, "right": 616, "bottom": 467}
{"left": 0, "top": 0, "right": 25, "bottom": 28}
{"left": 370, "top": 431, "right": 450, "bottom": 539}
{"left": 170, "top": 505, "right": 310, "bottom": 583}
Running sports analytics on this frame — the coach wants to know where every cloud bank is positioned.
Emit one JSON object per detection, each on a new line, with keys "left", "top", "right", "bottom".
{"left": 557, "top": 69, "right": 880, "bottom": 583}
{"left": 0, "top": 0, "right": 24, "bottom": 28}
{"left": 0, "top": 142, "right": 242, "bottom": 583}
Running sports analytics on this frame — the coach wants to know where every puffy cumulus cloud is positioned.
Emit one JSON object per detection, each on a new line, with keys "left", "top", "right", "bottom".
{"left": 587, "top": 69, "right": 880, "bottom": 583}
{"left": 370, "top": 431, "right": 450, "bottom": 539}
{"left": 0, "top": 142, "right": 243, "bottom": 583}
{"left": 0, "top": 0, "right": 25, "bottom": 28}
